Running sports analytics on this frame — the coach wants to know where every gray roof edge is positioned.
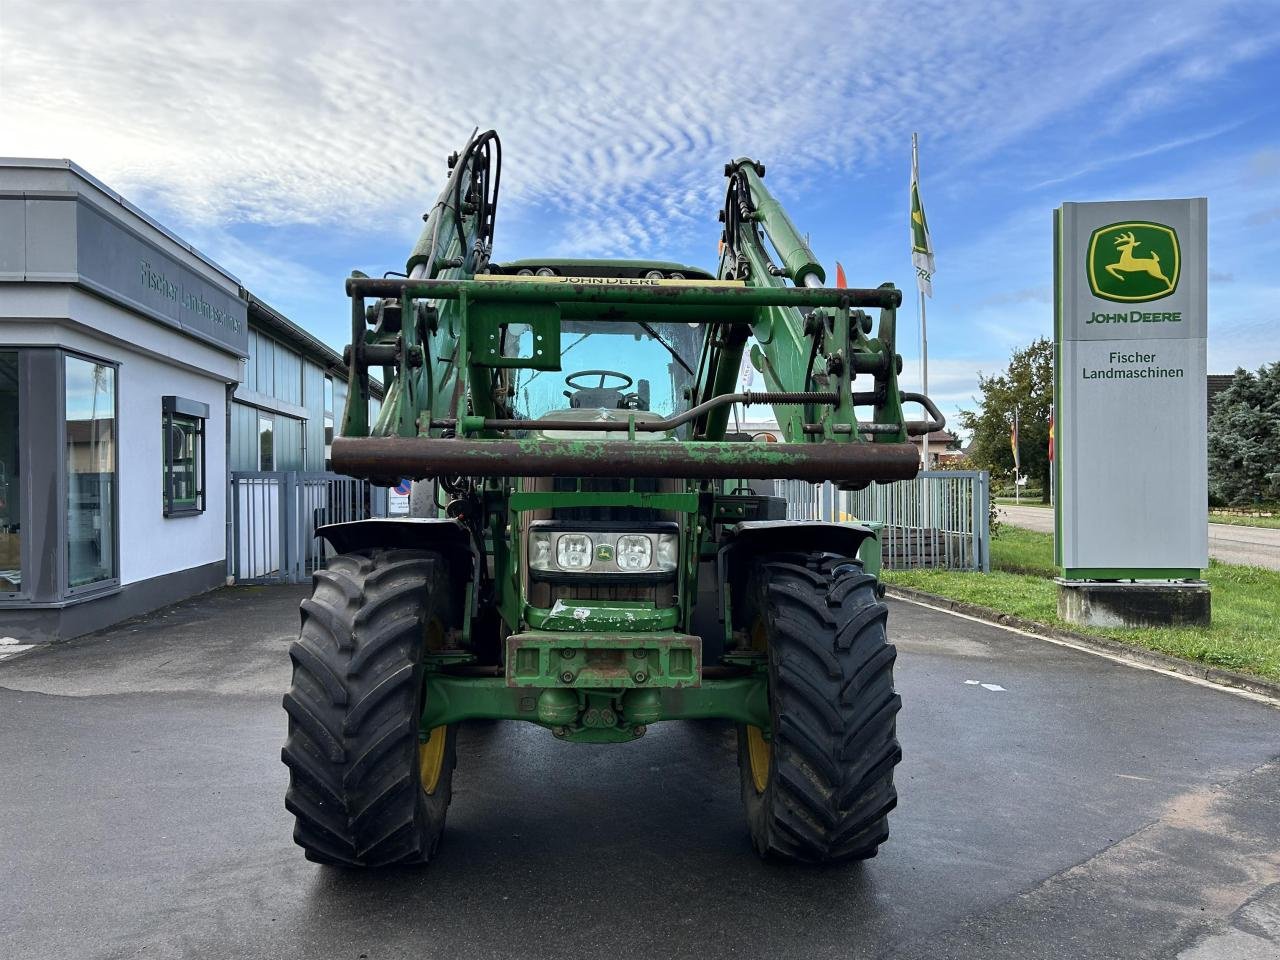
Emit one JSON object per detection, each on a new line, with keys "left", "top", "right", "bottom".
{"left": 3, "top": 158, "right": 382, "bottom": 397}
{"left": 0, "top": 156, "right": 244, "bottom": 289}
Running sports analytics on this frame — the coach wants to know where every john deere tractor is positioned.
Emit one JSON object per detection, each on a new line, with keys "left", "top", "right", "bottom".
{"left": 281, "top": 130, "right": 943, "bottom": 866}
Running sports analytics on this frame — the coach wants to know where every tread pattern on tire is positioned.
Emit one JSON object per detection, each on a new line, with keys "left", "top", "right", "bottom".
{"left": 281, "top": 548, "right": 455, "bottom": 867}
{"left": 739, "top": 552, "right": 902, "bottom": 863}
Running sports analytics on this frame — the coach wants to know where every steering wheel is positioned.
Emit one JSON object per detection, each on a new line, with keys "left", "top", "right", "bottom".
{"left": 564, "top": 369, "right": 634, "bottom": 391}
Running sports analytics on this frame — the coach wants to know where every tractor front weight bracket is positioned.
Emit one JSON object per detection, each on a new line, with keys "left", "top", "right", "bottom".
{"left": 420, "top": 673, "right": 769, "bottom": 743}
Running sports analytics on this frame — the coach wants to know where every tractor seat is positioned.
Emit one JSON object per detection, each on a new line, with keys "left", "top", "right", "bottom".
{"left": 568, "top": 386, "right": 629, "bottom": 409}
{"left": 534, "top": 408, "right": 672, "bottom": 441}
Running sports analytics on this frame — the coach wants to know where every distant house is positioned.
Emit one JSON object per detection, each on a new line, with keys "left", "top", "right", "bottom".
{"left": 910, "top": 429, "right": 961, "bottom": 469}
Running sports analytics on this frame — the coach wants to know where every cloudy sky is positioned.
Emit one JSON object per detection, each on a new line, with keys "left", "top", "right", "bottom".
{"left": 2, "top": 0, "right": 1277, "bottom": 425}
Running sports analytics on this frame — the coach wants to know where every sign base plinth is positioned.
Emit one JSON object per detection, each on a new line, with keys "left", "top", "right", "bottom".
{"left": 1055, "top": 579, "right": 1210, "bottom": 628}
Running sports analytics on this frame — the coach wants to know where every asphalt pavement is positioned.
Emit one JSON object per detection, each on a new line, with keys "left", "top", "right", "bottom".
{"left": 1000, "top": 503, "right": 1280, "bottom": 570}
{"left": 2, "top": 585, "right": 1279, "bottom": 960}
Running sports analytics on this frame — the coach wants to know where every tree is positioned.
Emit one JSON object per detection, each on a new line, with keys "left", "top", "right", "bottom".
{"left": 1208, "top": 363, "right": 1280, "bottom": 506}
{"left": 956, "top": 338, "right": 1052, "bottom": 502}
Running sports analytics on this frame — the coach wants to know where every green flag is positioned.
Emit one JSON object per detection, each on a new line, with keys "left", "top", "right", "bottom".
{"left": 911, "top": 134, "right": 935, "bottom": 298}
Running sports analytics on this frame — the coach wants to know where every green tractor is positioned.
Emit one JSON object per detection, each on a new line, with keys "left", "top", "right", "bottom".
{"left": 281, "top": 130, "right": 943, "bottom": 866}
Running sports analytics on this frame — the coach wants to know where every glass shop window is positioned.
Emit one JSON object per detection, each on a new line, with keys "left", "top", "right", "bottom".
{"left": 323, "top": 375, "right": 335, "bottom": 469}
{"left": 0, "top": 352, "right": 20, "bottom": 593}
{"left": 259, "top": 416, "right": 274, "bottom": 471}
{"left": 65, "top": 355, "right": 116, "bottom": 590}
{"left": 163, "top": 397, "right": 208, "bottom": 517}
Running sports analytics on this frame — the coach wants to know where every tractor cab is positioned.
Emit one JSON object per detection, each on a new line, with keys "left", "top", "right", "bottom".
{"left": 489, "top": 259, "right": 710, "bottom": 426}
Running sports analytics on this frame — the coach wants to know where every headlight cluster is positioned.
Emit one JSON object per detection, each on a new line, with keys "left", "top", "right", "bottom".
{"left": 528, "top": 528, "right": 679, "bottom": 575}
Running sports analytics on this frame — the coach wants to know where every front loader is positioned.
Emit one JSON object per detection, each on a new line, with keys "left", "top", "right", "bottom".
{"left": 281, "top": 130, "right": 944, "bottom": 866}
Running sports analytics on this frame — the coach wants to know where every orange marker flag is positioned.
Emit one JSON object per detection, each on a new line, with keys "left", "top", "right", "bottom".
{"left": 1010, "top": 410, "right": 1021, "bottom": 475}
{"left": 835, "top": 261, "right": 847, "bottom": 288}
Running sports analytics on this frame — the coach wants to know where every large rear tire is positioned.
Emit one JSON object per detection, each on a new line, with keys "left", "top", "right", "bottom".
{"left": 281, "top": 548, "right": 459, "bottom": 867}
{"left": 737, "top": 552, "right": 902, "bottom": 863}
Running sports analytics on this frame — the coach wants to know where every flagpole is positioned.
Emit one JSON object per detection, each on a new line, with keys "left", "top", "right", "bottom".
{"left": 912, "top": 132, "right": 930, "bottom": 473}
{"left": 920, "top": 289, "right": 929, "bottom": 471}
{"left": 1014, "top": 406, "right": 1020, "bottom": 505}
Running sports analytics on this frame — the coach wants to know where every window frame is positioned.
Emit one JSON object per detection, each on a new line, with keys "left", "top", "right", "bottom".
{"left": 0, "top": 350, "right": 25, "bottom": 601}
{"left": 258, "top": 414, "right": 274, "bottom": 471}
{"left": 323, "top": 375, "right": 335, "bottom": 470}
{"left": 62, "top": 349, "right": 121, "bottom": 599}
{"left": 0, "top": 347, "right": 122, "bottom": 606}
{"left": 162, "top": 396, "right": 209, "bottom": 518}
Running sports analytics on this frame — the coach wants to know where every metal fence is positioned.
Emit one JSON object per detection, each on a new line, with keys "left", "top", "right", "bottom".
{"left": 774, "top": 470, "right": 990, "bottom": 572}
{"left": 230, "top": 472, "right": 388, "bottom": 584}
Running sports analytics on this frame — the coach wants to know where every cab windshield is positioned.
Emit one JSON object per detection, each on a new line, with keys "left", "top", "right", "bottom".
{"left": 508, "top": 321, "right": 701, "bottom": 420}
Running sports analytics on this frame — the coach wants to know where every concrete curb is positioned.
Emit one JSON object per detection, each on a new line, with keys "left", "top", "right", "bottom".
{"left": 884, "top": 584, "right": 1280, "bottom": 703}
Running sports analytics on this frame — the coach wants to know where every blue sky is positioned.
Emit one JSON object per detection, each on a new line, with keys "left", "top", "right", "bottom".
{"left": 2, "top": 0, "right": 1277, "bottom": 428}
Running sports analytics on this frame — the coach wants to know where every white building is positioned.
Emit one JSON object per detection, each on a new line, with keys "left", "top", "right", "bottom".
{"left": 0, "top": 159, "right": 376, "bottom": 642}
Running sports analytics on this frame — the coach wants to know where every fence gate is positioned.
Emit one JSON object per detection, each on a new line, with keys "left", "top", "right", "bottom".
{"left": 774, "top": 471, "right": 990, "bottom": 572}
{"left": 230, "top": 472, "right": 388, "bottom": 584}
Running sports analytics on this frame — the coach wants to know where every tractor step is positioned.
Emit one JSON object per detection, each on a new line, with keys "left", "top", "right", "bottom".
{"left": 505, "top": 632, "right": 701, "bottom": 689}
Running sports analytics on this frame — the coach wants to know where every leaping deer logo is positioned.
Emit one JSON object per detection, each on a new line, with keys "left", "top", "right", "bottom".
{"left": 1105, "top": 231, "right": 1173, "bottom": 291}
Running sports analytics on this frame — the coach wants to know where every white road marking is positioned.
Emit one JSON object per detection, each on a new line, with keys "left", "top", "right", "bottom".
{"left": 964, "top": 679, "right": 1006, "bottom": 691}
{"left": 892, "top": 594, "right": 1280, "bottom": 708}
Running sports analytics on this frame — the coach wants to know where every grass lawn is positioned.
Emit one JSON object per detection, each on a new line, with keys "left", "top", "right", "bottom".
{"left": 883, "top": 526, "right": 1280, "bottom": 683}
{"left": 993, "top": 501, "right": 1280, "bottom": 529}
{"left": 1209, "top": 512, "right": 1280, "bottom": 530}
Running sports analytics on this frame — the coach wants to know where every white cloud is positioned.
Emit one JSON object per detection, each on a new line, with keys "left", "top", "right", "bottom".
{"left": 2, "top": 0, "right": 1275, "bottom": 416}
{"left": 2, "top": 0, "right": 1273, "bottom": 260}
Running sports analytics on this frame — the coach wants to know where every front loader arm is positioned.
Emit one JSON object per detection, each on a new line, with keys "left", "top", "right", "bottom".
{"left": 700, "top": 158, "right": 939, "bottom": 449}
{"left": 342, "top": 129, "right": 503, "bottom": 440}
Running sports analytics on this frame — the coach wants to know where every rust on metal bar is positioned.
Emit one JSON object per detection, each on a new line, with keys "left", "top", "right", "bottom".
{"left": 332, "top": 435, "right": 921, "bottom": 483}
{"left": 345, "top": 276, "right": 902, "bottom": 311}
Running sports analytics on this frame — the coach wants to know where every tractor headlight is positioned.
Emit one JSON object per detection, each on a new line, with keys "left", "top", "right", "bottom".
{"left": 527, "top": 524, "right": 679, "bottom": 576}
{"left": 556, "top": 534, "right": 593, "bottom": 570}
{"left": 616, "top": 535, "right": 652, "bottom": 571}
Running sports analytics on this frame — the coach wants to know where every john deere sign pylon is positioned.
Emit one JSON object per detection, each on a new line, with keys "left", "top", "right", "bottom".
{"left": 1053, "top": 198, "right": 1209, "bottom": 627}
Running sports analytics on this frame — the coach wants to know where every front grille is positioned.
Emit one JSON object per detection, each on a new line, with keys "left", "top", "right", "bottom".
{"left": 528, "top": 580, "right": 677, "bottom": 606}
{"left": 549, "top": 477, "right": 663, "bottom": 523}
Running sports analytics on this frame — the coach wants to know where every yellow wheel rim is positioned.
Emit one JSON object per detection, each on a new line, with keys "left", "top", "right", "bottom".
{"left": 418, "top": 725, "right": 448, "bottom": 795}
{"left": 746, "top": 725, "right": 771, "bottom": 793}
{"left": 745, "top": 615, "right": 771, "bottom": 793}
{"left": 416, "top": 615, "right": 449, "bottom": 796}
